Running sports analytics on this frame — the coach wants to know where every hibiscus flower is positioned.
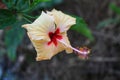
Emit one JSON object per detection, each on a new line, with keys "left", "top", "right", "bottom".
{"left": 22, "top": 9, "right": 89, "bottom": 61}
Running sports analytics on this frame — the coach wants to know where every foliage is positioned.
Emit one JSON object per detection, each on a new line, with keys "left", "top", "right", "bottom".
{"left": 71, "top": 16, "right": 94, "bottom": 41}
{"left": 0, "top": 0, "right": 93, "bottom": 61}
{"left": 5, "top": 22, "right": 25, "bottom": 61}
{"left": 110, "top": 3, "right": 120, "bottom": 15}
{"left": 0, "top": 9, "right": 16, "bottom": 29}
{"left": 97, "top": 17, "right": 120, "bottom": 29}
{"left": 0, "top": 0, "right": 51, "bottom": 61}
{"left": 97, "top": 3, "right": 120, "bottom": 29}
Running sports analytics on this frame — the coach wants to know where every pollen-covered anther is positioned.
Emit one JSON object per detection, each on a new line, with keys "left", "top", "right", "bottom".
{"left": 79, "top": 47, "right": 90, "bottom": 54}
{"left": 74, "top": 47, "right": 90, "bottom": 59}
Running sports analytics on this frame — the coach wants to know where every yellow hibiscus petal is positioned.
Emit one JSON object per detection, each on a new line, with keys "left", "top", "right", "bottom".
{"left": 36, "top": 42, "right": 65, "bottom": 61}
{"left": 22, "top": 11, "right": 55, "bottom": 41}
{"left": 48, "top": 9, "right": 76, "bottom": 32}
{"left": 60, "top": 32, "right": 73, "bottom": 53}
{"left": 29, "top": 37, "right": 65, "bottom": 61}
{"left": 27, "top": 30, "right": 72, "bottom": 61}
{"left": 22, "top": 10, "right": 77, "bottom": 61}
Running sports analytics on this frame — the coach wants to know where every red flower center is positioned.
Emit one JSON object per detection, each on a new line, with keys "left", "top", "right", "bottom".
{"left": 48, "top": 28, "right": 62, "bottom": 46}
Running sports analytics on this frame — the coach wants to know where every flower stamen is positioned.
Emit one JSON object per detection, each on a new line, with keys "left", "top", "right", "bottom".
{"left": 57, "top": 39, "right": 90, "bottom": 59}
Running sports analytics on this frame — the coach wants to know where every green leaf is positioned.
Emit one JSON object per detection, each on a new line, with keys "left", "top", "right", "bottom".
{"left": 15, "top": 0, "right": 30, "bottom": 11}
{"left": 2, "top": 0, "right": 12, "bottom": 8}
{"left": 37, "top": 0, "right": 62, "bottom": 8}
{"left": 52, "top": 0, "right": 63, "bottom": 5}
{"left": 23, "top": 0, "right": 51, "bottom": 12}
{"left": 23, "top": 0, "right": 62, "bottom": 12}
{"left": 110, "top": 3, "right": 120, "bottom": 15}
{"left": 70, "top": 16, "right": 94, "bottom": 41}
{"left": 5, "top": 21, "right": 25, "bottom": 61}
{"left": 0, "top": 9, "right": 16, "bottom": 29}
{"left": 33, "top": 0, "right": 50, "bottom": 4}
{"left": 97, "top": 17, "right": 120, "bottom": 29}
{"left": 31, "top": 0, "right": 51, "bottom": 8}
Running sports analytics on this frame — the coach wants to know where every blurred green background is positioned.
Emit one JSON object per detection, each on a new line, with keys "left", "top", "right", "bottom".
{"left": 0, "top": 0, "right": 120, "bottom": 80}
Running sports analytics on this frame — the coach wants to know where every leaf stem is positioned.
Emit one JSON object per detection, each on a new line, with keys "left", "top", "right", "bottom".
{"left": 23, "top": 14, "right": 38, "bottom": 19}
{"left": 23, "top": 16, "right": 32, "bottom": 23}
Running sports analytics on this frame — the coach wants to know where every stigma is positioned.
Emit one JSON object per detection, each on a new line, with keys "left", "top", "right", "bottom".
{"left": 74, "top": 47, "right": 90, "bottom": 59}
